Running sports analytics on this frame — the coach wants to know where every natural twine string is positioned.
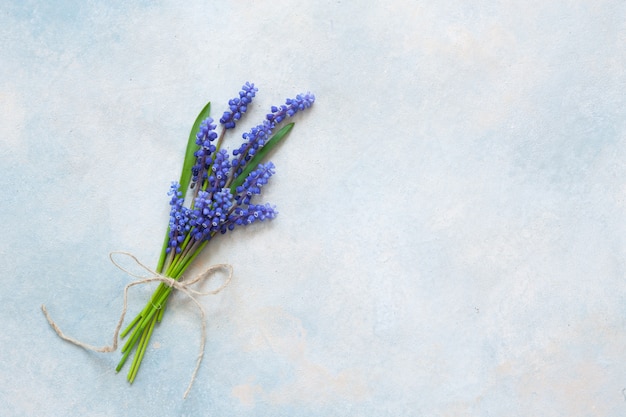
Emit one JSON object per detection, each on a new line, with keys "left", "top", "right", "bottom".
{"left": 41, "top": 251, "right": 233, "bottom": 399}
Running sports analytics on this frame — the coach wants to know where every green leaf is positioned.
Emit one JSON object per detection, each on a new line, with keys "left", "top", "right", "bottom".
{"left": 179, "top": 101, "right": 211, "bottom": 196}
{"left": 156, "top": 101, "right": 210, "bottom": 273}
{"left": 229, "top": 123, "right": 295, "bottom": 193}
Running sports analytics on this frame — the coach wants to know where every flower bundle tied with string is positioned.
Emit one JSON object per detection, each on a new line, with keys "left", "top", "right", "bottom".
{"left": 44, "top": 82, "right": 314, "bottom": 398}
{"left": 119, "top": 83, "right": 314, "bottom": 386}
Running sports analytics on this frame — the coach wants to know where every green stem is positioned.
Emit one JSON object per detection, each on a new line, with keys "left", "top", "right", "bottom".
{"left": 116, "top": 339, "right": 135, "bottom": 372}
{"left": 119, "top": 282, "right": 167, "bottom": 339}
{"left": 128, "top": 313, "right": 157, "bottom": 383}
{"left": 114, "top": 211, "right": 210, "bottom": 377}
{"left": 119, "top": 310, "right": 143, "bottom": 339}
{"left": 168, "top": 237, "right": 197, "bottom": 276}
{"left": 156, "top": 300, "right": 167, "bottom": 322}
{"left": 116, "top": 292, "right": 168, "bottom": 372}
{"left": 156, "top": 227, "right": 171, "bottom": 273}
{"left": 172, "top": 240, "right": 208, "bottom": 278}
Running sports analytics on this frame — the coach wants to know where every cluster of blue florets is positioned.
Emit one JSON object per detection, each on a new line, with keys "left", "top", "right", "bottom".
{"left": 231, "top": 120, "right": 274, "bottom": 179}
{"left": 206, "top": 149, "right": 231, "bottom": 193}
{"left": 166, "top": 82, "right": 314, "bottom": 253}
{"left": 266, "top": 92, "right": 315, "bottom": 123}
{"left": 230, "top": 203, "right": 277, "bottom": 228}
{"left": 166, "top": 182, "right": 191, "bottom": 254}
{"left": 219, "top": 82, "right": 257, "bottom": 129}
{"left": 235, "top": 162, "right": 275, "bottom": 205}
{"left": 191, "top": 118, "right": 218, "bottom": 187}
{"left": 187, "top": 189, "right": 234, "bottom": 240}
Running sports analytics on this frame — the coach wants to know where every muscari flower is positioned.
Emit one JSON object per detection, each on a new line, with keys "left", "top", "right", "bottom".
{"left": 229, "top": 203, "right": 277, "bottom": 230}
{"left": 191, "top": 117, "right": 218, "bottom": 187}
{"left": 235, "top": 162, "right": 275, "bottom": 205}
{"left": 188, "top": 189, "right": 235, "bottom": 242}
{"left": 220, "top": 82, "right": 258, "bottom": 129}
{"left": 231, "top": 120, "right": 274, "bottom": 179}
{"left": 266, "top": 92, "right": 315, "bottom": 123}
{"left": 231, "top": 93, "right": 316, "bottom": 179}
{"left": 206, "top": 149, "right": 231, "bottom": 194}
{"left": 166, "top": 182, "right": 190, "bottom": 254}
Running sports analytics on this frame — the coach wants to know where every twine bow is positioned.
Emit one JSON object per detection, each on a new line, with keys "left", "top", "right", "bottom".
{"left": 41, "top": 251, "right": 233, "bottom": 399}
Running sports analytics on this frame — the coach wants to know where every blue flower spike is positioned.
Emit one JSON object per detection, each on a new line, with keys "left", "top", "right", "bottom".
{"left": 220, "top": 82, "right": 258, "bottom": 129}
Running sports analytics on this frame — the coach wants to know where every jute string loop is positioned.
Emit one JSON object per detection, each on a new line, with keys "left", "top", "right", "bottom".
{"left": 41, "top": 251, "right": 233, "bottom": 399}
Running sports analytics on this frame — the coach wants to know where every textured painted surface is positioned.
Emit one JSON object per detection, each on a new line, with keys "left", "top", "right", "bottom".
{"left": 2, "top": 1, "right": 626, "bottom": 415}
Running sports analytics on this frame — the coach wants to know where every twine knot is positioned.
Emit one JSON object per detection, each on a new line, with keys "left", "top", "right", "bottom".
{"left": 41, "top": 251, "right": 233, "bottom": 399}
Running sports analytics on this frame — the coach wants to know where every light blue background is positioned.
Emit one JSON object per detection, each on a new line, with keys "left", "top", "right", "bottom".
{"left": 2, "top": 1, "right": 626, "bottom": 415}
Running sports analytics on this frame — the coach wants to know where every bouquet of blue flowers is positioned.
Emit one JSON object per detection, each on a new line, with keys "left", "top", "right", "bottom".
{"left": 43, "top": 82, "right": 314, "bottom": 397}
{"left": 119, "top": 83, "right": 314, "bottom": 383}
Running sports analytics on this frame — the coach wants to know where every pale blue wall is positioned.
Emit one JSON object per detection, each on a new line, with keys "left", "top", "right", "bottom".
{"left": 2, "top": 1, "right": 626, "bottom": 415}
